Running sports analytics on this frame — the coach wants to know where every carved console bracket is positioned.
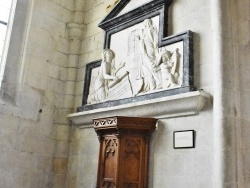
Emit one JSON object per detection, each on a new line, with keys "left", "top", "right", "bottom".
{"left": 68, "top": 90, "right": 211, "bottom": 127}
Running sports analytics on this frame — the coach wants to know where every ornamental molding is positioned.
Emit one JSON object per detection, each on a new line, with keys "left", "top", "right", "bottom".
{"left": 67, "top": 90, "right": 211, "bottom": 127}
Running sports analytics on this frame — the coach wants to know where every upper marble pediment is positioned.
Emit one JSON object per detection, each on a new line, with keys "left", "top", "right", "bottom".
{"left": 116, "top": 0, "right": 154, "bottom": 17}
{"left": 98, "top": 0, "right": 173, "bottom": 30}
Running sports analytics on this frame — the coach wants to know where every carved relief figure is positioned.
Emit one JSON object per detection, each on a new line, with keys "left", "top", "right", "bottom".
{"left": 87, "top": 18, "right": 183, "bottom": 105}
{"left": 156, "top": 48, "right": 180, "bottom": 89}
{"left": 108, "top": 61, "right": 129, "bottom": 88}
{"left": 135, "top": 18, "right": 160, "bottom": 92}
{"left": 87, "top": 49, "right": 118, "bottom": 104}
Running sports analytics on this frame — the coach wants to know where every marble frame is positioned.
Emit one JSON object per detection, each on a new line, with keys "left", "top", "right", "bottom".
{"left": 79, "top": 0, "right": 195, "bottom": 111}
{"left": 82, "top": 60, "right": 101, "bottom": 105}
{"left": 100, "top": 0, "right": 173, "bottom": 49}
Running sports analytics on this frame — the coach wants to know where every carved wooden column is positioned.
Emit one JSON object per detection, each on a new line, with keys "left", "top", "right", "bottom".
{"left": 93, "top": 116, "right": 157, "bottom": 188}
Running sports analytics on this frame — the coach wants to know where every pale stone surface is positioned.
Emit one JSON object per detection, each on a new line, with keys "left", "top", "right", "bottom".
{"left": 117, "top": 0, "right": 153, "bottom": 16}
{"left": 232, "top": 1, "right": 250, "bottom": 187}
{"left": 0, "top": 0, "right": 11, "bottom": 65}
{"left": 82, "top": 18, "right": 183, "bottom": 103}
{"left": 68, "top": 0, "right": 250, "bottom": 188}
{"left": 149, "top": 112, "right": 213, "bottom": 187}
{"left": 69, "top": 1, "right": 215, "bottom": 187}
{"left": 67, "top": 127, "right": 99, "bottom": 188}
{"left": 0, "top": 0, "right": 249, "bottom": 188}
{"left": 75, "top": 80, "right": 84, "bottom": 95}
{"left": 0, "top": 0, "right": 82, "bottom": 187}
{"left": 64, "top": 81, "right": 77, "bottom": 95}
{"left": 69, "top": 90, "right": 211, "bottom": 126}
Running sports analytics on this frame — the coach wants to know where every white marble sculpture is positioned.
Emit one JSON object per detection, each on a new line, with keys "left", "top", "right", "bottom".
{"left": 87, "top": 18, "right": 182, "bottom": 104}
{"left": 87, "top": 49, "right": 133, "bottom": 104}
{"left": 156, "top": 48, "right": 180, "bottom": 89}
{"left": 135, "top": 18, "right": 161, "bottom": 93}
{"left": 87, "top": 49, "right": 118, "bottom": 104}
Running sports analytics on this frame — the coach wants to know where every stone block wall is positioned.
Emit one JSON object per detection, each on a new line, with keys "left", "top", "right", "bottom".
{"left": 74, "top": 0, "right": 115, "bottom": 109}
{"left": 0, "top": 105, "right": 54, "bottom": 188}
{"left": 68, "top": 1, "right": 113, "bottom": 186}
{"left": 0, "top": 0, "right": 83, "bottom": 187}
{"left": 67, "top": 127, "right": 99, "bottom": 187}
{"left": 0, "top": 0, "right": 249, "bottom": 187}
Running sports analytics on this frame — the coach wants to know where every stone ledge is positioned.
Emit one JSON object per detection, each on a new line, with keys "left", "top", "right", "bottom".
{"left": 67, "top": 90, "right": 211, "bottom": 127}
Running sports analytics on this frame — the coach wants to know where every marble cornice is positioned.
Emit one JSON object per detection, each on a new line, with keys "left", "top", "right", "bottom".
{"left": 67, "top": 90, "right": 211, "bottom": 127}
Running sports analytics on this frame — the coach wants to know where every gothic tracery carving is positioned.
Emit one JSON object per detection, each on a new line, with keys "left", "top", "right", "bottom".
{"left": 105, "top": 138, "right": 118, "bottom": 158}
{"left": 124, "top": 139, "right": 141, "bottom": 160}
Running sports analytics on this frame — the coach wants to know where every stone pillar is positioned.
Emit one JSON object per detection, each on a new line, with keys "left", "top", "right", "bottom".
{"left": 64, "top": 22, "right": 85, "bottom": 109}
{"left": 53, "top": 2, "right": 85, "bottom": 188}
{"left": 211, "top": 0, "right": 237, "bottom": 187}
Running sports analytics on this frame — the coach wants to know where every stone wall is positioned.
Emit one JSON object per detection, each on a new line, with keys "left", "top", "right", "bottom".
{"left": 150, "top": 1, "right": 213, "bottom": 186}
{"left": 0, "top": 0, "right": 12, "bottom": 65}
{"left": 0, "top": 0, "right": 82, "bottom": 187}
{"left": 74, "top": 0, "right": 111, "bottom": 108}
{"left": 69, "top": 0, "right": 214, "bottom": 187}
{"left": 0, "top": 0, "right": 249, "bottom": 187}
{"left": 68, "top": 1, "right": 112, "bottom": 187}
{"left": 231, "top": 0, "right": 250, "bottom": 187}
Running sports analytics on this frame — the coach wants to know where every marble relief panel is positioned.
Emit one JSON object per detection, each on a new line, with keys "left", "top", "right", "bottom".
{"left": 87, "top": 16, "right": 184, "bottom": 105}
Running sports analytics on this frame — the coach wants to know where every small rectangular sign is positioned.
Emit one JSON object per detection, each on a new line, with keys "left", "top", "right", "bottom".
{"left": 173, "top": 130, "right": 195, "bottom": 149}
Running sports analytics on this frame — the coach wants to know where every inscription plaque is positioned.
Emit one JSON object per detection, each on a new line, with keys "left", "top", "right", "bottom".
{"left": 173, "top": 130, "right": 195, "bottom": 149}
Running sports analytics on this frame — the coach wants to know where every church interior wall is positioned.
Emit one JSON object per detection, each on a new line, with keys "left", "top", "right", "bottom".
{"left": 0, "top": 0, "right": 78, "bottom": 187}
{"left": 0, "top": 0, "right": 249, "bottom": 188}
{"left": 69, "top": 0, "right": 214, "bottom": 187}
{"left": 229, "top": 0, "right": 250, "bottom": 187}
